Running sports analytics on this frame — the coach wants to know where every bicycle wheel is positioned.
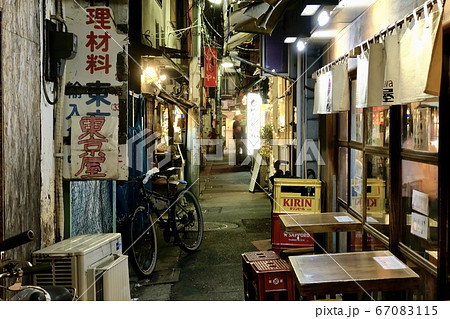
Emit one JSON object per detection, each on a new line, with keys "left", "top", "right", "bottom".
{"left": 128, "top": 205, "right": 158, "bottom": 278}
{"left": 171, "top": 190, "right": 204, "bottom": 252}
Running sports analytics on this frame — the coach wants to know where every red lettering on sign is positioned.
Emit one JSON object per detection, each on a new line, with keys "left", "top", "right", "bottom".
{"left": 75, "top": 116, "right": 108, "bottom": 179}
{"left": 367, "top": 199, "right": 377, "bottom": 207}
{"left": 86, "top": 8, "right": 111, "bottom": 29}
{"left": 305, "top": 199, "right": 312, "bottom": 207}
{"left": 85, "top": 54, "right": 112, "bottom": 74}
{"left": 86, "top": 31, "right": 111, "bottom": 52}
{"left": 283, "top": 199, "right": 290, "bottom": 207}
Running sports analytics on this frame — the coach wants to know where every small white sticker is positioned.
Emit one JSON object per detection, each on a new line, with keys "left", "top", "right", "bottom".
{"left": 373, "top": 256, "right": 407, "bottom": 270}
{"left": 412, "top": 190, "right": 429, "bottom": 216}
{"left": 334, "top": 216, "right": 355, "bottom": 223}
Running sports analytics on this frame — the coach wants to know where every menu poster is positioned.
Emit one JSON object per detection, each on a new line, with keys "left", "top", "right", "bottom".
{"left": 412, "top": 189, "right": 429, "bottom": 216}
{"left": 373, "top": 256, "right": 407, "bottom": 270}
{"left": 334, "top": 216, "right": 355, "bottom": 223}
{"left": 410, "top": 212, "right": 429, "bottom": 240}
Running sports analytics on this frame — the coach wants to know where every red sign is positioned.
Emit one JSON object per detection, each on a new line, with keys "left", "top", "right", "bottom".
{"left": 204, "top": 47, "right": 217, "bottom": 87}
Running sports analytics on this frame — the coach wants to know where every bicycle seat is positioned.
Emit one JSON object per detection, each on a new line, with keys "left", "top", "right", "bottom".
{"left": 157, "top": 167, "right": 178, "bottom": 178}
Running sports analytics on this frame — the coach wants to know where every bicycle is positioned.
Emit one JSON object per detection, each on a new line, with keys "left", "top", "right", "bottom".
{"left": 0, "top": 230, "right": 73, "bottom": 301}
{"left": 127, "top": 167, "right": 204, "bottom": 278}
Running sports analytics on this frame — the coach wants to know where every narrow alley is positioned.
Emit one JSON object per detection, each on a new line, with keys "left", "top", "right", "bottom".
{"left": 130, "top": 159, "right": 271, "bottom": 301}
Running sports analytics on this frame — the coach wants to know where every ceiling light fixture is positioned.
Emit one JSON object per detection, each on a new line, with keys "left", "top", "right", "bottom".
{"left": 317, "top": 10, "right": 330, "bottom": 26}
{"left": 221, "top": 61, "right": 234, "bottom": 68}
{"left": 208, "top": 0, "right": 222, "bottom": 4}
{"left": 296, "top": 40, "right": 306, "bottom": 52}
{"left": 284, "top": 37, "right": 297, "bottom": 44}
{"left": 301, "top": 5, "right": 320, "bottom": 16}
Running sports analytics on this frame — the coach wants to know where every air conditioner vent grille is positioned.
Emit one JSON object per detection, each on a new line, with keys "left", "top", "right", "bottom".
{"left": 34, "top": 257, "right": 75, "bottom": 288}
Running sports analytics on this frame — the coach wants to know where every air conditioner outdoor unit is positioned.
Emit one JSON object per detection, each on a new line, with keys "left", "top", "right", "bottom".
{"left": 32, "top": 233, "right": 130, "bottom": 301}
{"left": 87, "top": 254, "right": 130, "bottom": 301}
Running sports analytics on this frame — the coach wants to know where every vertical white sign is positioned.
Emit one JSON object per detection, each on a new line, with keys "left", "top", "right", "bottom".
{"left": 247, "top": 93, "right": 262, "bottom": 154}
{"left": 64, "top": 4, "right": 128, "bottom": 180}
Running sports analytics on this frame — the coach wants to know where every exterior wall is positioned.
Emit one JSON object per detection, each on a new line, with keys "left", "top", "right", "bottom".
{"left": 1, "top": 0, "right": 43, "bottom": 257}
{"left": 142, "top": 0, "right": 164, "bottom": 47}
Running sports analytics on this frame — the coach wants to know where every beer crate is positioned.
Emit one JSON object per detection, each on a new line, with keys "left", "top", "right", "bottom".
{"left": 250, "top": 259, "right": 295, "bottom": 301}
{"left": 241, "top": 251, "right": 279, "bottom": 300}
{"left": 272, "top": 212, "right": 314, "bottom": 255}
{"left": 273, "top": 178, "right": 322, "bottom": 214}
{"left": 351, "top": 178, "right": 386, "bottom": 213}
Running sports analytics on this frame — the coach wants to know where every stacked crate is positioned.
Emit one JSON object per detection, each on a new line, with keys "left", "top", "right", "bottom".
{"left": 241, "top": 251, "right": 295, "bottom": 301}
{"left": 271, "top": 178, "right": 322, "bottom": 255}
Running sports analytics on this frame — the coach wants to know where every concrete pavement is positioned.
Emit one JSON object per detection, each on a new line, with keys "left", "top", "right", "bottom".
{"left": 130, "top": 159, "right": 272, "bottom": 301}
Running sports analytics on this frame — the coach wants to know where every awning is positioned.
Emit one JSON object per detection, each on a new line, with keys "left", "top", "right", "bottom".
{"left": 225, "top": 32, "right": 255, "bottom": 51}
{"left": 158, "top": 91, "right": 195, "bottom": 111}
{"left": 229, "top": 0, "right": 291, "bottom": 35}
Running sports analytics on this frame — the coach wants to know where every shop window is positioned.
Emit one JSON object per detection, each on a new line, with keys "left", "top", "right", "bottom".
{"left": 366, "top": 106, "right": 389, "bottom": 147}
{"left": 350, "top": 80, "right": 363, "bottom": 143}
{"left": 401, "top": 160, "right": 438, "bottom": 265}
{"left": 338, "top": 111, "right": 348, "bottom": 142}
{"left": 350, "top": 149, "right": 363, "bottom": 215}
{"left": 338, "top": 147, "right": 348, "bottom": 202}
{"left": 402, "top": 103, "right": 439, "bottom": 152}
{"left": 366, "top": 155, "right": 390, "bottom": 237}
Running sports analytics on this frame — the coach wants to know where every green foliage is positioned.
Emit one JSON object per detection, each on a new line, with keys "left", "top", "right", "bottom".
{"left": 260, "top": 124, "right": 273, "bottom": 144}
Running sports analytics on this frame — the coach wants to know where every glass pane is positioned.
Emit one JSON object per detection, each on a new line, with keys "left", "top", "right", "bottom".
{"left": 338, "top": 111, "right": 348, "bottom": 141}
{"left": 350, "top": 149, "right": 363, "bottom": 215}
{"left": 350, "top": 80, "right": 363, "bottom": 143}
{"left": 338, "top": 147, "right": 348, "bottom": 201}
{"left": 401, "top": 160, "right": 438, "bottom": 264}
{"left": 366, "top": 155, "right": 390, "bottom": 237}
{"left": 402, "top": 102, "right": 439, "bottom": 152}
{"left": 366, "top": 106, "right": 389, "bottom": 147}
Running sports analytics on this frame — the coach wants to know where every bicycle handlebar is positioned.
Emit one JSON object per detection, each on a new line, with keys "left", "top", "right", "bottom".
{"left": 142, "top": 167, "right": 160, "bottom": 185}
{"left": 0, "top": 263, "right": 53, "bottom": 279}
{"left": 0, "top": 230, "right": 34, "bottom": 252}
{"left": 22, "top": 263, "right": 53, "bottom": 275}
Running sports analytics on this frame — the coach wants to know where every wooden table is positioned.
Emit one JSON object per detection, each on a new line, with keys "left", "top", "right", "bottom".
{"left": 279, "top": 212, "right": 362, "bottom": 253}
{"left": 279, "top": 212, "right": 362, "bottom": 234}
{"left": 289, "top": 250, "right": 420, "bottom": 297}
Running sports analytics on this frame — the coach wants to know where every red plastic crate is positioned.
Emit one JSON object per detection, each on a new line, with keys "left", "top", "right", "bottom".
{"left": 241, "top": 251, "right": 279, "bottom": 301}
{"left": 250, "top": 259, "right": 295, "bottom": 301}
{"left": 271, "top": 213, "right": 314, "bottom": 255}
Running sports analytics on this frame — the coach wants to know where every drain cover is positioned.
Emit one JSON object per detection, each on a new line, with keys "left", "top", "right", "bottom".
{"left": 204, "top": 221, "right": 238, "bottom": 231}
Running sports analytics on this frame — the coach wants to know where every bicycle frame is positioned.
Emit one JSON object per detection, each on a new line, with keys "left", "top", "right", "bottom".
{"left": 138, "top": 176, "right": 174, "bottom": 233}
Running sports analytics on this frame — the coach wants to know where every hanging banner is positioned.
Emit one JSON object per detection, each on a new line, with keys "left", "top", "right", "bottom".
{"left": 204, "top": 46, "right": 217, "bottom": 87}
{"left": 313, "top": 70, "right": 332, "bottom": 114}
{"left": 356, "top": 42, "right": 385, "bottom": 108}
{"left": 63, "top": 3, "right": 128, "bottom": 180}
{"left": 398, "top": 5, "right": 443, "bottom": 103}
{"left": 331, "top": 60, "right": 350, "bottom": 112}
{"left": 383, "top": 29, "right": 400, "bottom": 105}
